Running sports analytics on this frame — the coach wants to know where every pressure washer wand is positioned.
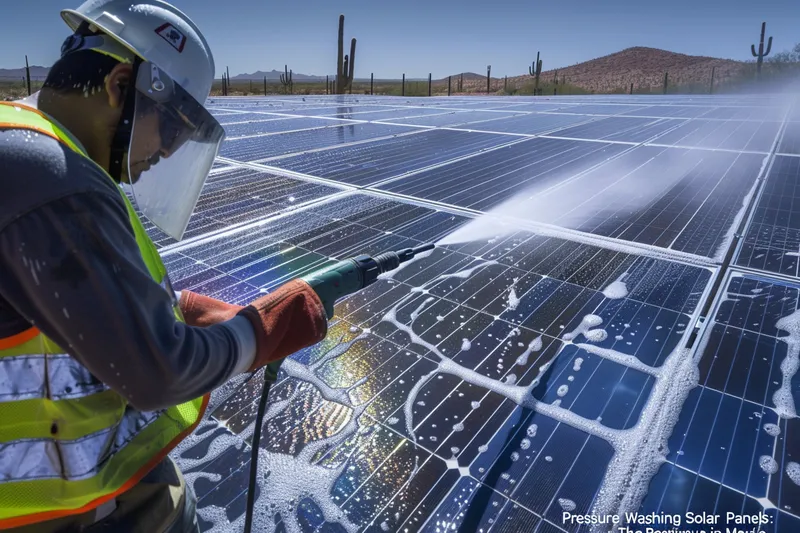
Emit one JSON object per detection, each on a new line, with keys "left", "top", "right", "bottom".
{"left": 243, "top": 243, "right": 435, "bottom": 533}
{"left": 300, "top": 243, "right": 436, "bottom": 319}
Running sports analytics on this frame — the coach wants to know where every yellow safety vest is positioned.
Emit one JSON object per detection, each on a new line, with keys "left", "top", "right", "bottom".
{"left": 0, "top": 102, "right": 208, "bottom": 529}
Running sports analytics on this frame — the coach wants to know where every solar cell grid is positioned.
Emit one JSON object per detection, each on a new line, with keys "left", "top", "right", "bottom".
{"left": 778, "top": 122, "right": 800, "bottom": 155}
{"left": 376, "top": 110, "right": 525, "bottom": 127}
{"left": 222, "top": 117, "right": 355, "bottom": 138}
{"left": 164, "top": 188, "right": 719, "bottom": 532}
{"left": 737, "top": 156, "right": 800, "bottom": 276}
{"left": 542, "top": 115, "right": 683, "bottom": 142}
{"left": 222, "top": 123, "right": 420, "bottom": 162}
{"left": 639, "top": 271, "right": 800, "bottom": 531}
{"left": 451, "top": 113, "right": 597, "bottom": 135}
{"left": 379, "top": 142, "right": 764, "bottom": 259}
{"left": 140, "top": 93, "right": 799, "bottom": 532}
{"left": 648, "top": 119, "right": 781, "bottom": 152}
{"left": 621, "top": 105, "right": 715, "bottom": 118}
{"left": 267, "top": 128, "right": 522, "bottom": 186}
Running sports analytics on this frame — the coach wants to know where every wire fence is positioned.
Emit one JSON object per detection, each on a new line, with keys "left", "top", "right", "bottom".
{"left": 2, "top": 63, "right": 799, "bottom": 100}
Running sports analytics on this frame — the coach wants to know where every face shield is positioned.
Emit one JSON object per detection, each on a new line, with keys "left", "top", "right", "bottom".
{"left": 127, "top": 62, "right": 225, "bottom": 241}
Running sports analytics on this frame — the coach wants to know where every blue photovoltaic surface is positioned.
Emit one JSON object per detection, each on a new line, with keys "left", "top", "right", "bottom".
{"left": 737, "top": 156, "right": 800, "bottom": 276}
{"left": 545, "top": 116, "right": 686, "bottom": 142}
{"left": 639, "top": 272, "right": 800, "bottom": 532}
{"left": 166, "top": 192, "right": 713, "bottom": 533}
{"left": 221, "top": 123, "right": 420, "bottom": 162}
{"left": 328, "top": 107, "right": 455, "bottom": 121}
{"left": 451, "top": 113, "right": 598, "bottom": 135}
{"left": 778, "top": 122, "right": 800, "bottom": 155}
{"left": 214, "top": 112, "right": 295, "bottom": 124}
{"left": 268, "top": 128, "right": 521, "bottom": 186}
{"left": 376, "top": 110, "right": 525, "bottom": 127}
{"left": 544, "top": 104, "right": 649, "bottom": 115}
{"left": 621, "top": 105, "right": 717, "bottom": 118}
{"left": 222, "top": 117, "right": 355, "bottom": 138}
{"left": 648, "top": 119, "right": 782, "bottom": 152}
{"left": 130, "top": 93, "right": 800, "bottom": 532}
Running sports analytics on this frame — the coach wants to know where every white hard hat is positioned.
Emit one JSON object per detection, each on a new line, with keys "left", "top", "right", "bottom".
{"left": 61, "top": 0, "right": 215, "bottom": 106}
{"left": 58, "top": 0, "right": 225, "bottom": 241}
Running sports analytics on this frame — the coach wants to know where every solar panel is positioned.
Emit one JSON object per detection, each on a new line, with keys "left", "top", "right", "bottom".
{"left": 737, "top": 156, "right": 800, "bottom": 276}
{"left": 451, "top": 113, "right": 598, "bottom": 135}
{"left": 267, "top": 129, "right": 523, "bottom": 186}
{"left": 376, "top": 110, "right": 526, "bottom": 128}
{"left": 221, "top": 123, "right": 420, "bottom": 162}
{"left": 778, "top": 122, "right": 800, "bottom": 155}
{"left": 120, "top": 93, "right": 800, "bottom": 532}
{"left": 639, "top": 270, "right": 800, "bottom": 532}
{"left": 167, "top": 192, "right": 713, "bottom": 532}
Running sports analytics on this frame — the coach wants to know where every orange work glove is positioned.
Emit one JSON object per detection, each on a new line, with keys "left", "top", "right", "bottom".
{"left": 236, "top": 279, "right": 328, "bottom": 373}
{"left": 179, "top": 290, "right": 244, "bottom": 327}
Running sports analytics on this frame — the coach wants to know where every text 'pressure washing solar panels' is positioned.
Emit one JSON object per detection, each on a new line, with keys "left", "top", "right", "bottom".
{"left": 125, "top": 92, "right": 800, "bottom": 532}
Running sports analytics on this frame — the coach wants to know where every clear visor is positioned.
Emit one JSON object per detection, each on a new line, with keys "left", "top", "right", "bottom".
{"left": 128, "top": 63, "right": 224, "bottom": 241}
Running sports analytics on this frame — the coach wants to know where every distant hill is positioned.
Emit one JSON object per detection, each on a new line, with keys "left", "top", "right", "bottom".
{"left": 233, "top": 70, "right": 328, "bottom": 81}
{"left": 504, "top": 47, "right": 749, "bottom": 93}
{"left": 0, "top": 48, "right": 753, "bottom": 94}
{"left": 0, "top": 66, "right": 50, "bottom": 81}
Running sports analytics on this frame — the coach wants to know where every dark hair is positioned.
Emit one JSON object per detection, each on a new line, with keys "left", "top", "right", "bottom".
{"left": 43, "top": 49, "right": 121, "bottom": 95}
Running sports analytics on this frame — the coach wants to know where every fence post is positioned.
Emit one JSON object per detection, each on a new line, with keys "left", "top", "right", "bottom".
{"left": 709, "top": 66, "right": 716, "bottom": 94}
{"left": 402, "top": 73, "right": 405, "bottom": 96}
{"left": 663, "top": 71, "right": 668, "bottom": 94}
{"left": 448, "top": 76, "right": 451, "bottom": 96}
{"left": 486, "top": 65, "right": 491, "bottom": 93}
{"left": 24, "top": 55, "right": 31, "bottom": 96}
{"left": 370, "top": 73, "right": 374, "bottom": 95}
{"left": 428, "top": 73, "right": 432, "bottom": 96}
{"left": 629, "top": 82, "right": 633, "bottom": 95}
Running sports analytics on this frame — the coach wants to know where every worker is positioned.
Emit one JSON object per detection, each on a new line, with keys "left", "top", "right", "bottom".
{"left": 0, "top": 1, "right": 329, "bottom": 531}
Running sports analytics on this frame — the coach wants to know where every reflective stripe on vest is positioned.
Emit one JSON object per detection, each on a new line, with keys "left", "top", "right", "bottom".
{"left": 0, "top": 102, "right": 208, "bottom": 528}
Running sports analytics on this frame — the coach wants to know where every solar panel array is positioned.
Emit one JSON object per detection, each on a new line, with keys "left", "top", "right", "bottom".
{"left": 138, "top": 93, "right": 800, "bottom": 532}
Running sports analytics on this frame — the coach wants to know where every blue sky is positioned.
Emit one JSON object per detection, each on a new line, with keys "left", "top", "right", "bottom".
{"left": 3, "top": 0, "right": 799, "bottom": 79}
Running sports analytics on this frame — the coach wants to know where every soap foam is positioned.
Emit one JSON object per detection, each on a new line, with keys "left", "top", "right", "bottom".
{"left": 601, "top": 274, "right": 629, "bottom": 300}
{"left": 774, "top": 308, "right": 800, "bottom": 419}
{"left": 787, "top": 462, "right": 800, "bottom": 486}
{"left": 759, "top": 455, "right": 779, "bottom": 475}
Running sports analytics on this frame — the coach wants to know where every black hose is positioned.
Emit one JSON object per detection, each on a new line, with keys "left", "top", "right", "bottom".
{"left": 243, "top": 376, "right": 271, "bottom": 533}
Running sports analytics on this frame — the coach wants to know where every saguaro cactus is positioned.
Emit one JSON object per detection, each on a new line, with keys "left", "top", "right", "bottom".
{"left": 459, "top": 73, "right": 464, "bottom": 92}
{"left": 370, "top": 73, "right": 374, "bottom": 95}
{"left": 448, "top": 76, "right": 452, "bottom": 96}
{"left": 663, "top": 71, "right": 669, "bottom": 94}
{"left": 428, "top": 73, "right": 432, "bottom": 96}
{"left": 402, "top": 73, "right": 405, "bottom": 96}
{"left": 751, "top": 22, "right": 773, "bottom": 79}
{"left": 486, "top": 65, "right": 491, "bottom": 93}
{"left": 280, "top": 64, "right": 293, "bottom": 94}
{"left": 335, "top": 14, "right": 357, "bottom": 94}
{"left": 529, "top": 51, "right": 542, "bottom": 95}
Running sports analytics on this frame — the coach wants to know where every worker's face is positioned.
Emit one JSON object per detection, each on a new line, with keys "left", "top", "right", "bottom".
{"left": 123, "top": 108, "right": 164, "bottom": 184}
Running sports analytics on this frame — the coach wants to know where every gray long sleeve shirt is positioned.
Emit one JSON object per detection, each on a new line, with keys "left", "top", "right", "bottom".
{"left": 0, "top": 125, "right": 247, "bottom": 411}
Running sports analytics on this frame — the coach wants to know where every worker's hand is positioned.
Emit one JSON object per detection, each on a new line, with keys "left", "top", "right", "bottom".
{"left": 236, "top": 279, "right": 328, "bottom": 373}
{"left": 179, "top": 290, "right": 244, "bottom": 327}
